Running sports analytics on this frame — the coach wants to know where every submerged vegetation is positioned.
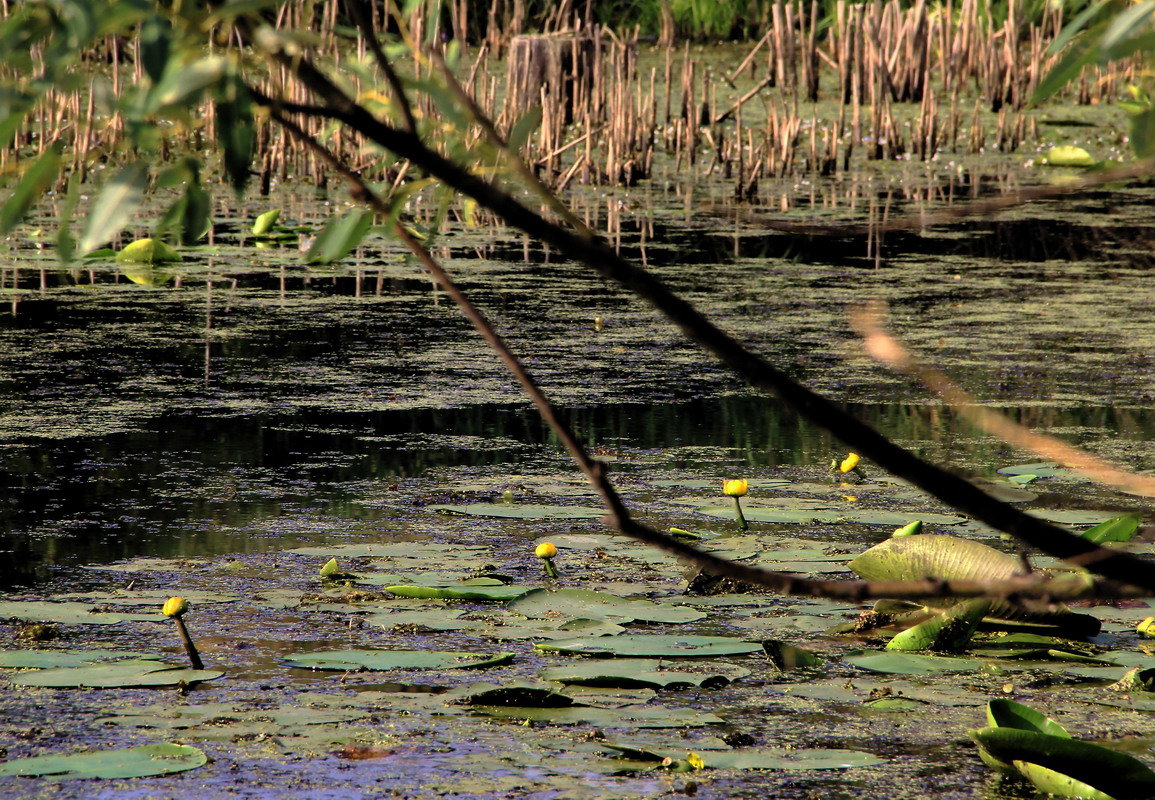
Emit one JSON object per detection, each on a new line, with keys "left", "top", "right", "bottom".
{"left": 1, "top": 0, "right": 1155, "bottom": 798}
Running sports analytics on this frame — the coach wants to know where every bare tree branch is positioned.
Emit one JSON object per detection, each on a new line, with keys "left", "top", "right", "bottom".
{"left": 266, "top": 104, "right": 1143, "bottom": 604}
{"left": 242, "top": 23, "right": 1155, "bottom": 593}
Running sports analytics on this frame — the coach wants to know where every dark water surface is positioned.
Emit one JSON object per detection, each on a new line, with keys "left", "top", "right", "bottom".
{"left": 3, "top": 169, "right": 1154, "bottom": 587}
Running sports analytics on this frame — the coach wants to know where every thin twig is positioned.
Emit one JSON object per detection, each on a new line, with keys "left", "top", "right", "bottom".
{"left": 852, "top": 301, "right": 1155, "bottom": 498}
{"left": 349, "top": 0, "right": 417, "bottom": 135}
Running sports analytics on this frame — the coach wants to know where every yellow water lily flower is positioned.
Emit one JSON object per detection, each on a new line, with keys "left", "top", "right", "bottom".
{"left": 162, "top": 597, "right": 189, "bottom": 618}
{"left": 535, "top": 542, "right": 558, "bottom": 559}
{"left": 839, "top": 453, "right": 861, "bottom": 473}
{"left": 722, "top": 479, "right": 748, "bottom": 497}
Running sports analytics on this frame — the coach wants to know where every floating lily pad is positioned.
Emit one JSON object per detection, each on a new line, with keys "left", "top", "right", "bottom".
{"left": 886, "top": 599, "right": 990, "bottom": 652}
{"left": 997, "top": 463, "right": 1072, "bottom": 478}
{"left": 283, "top": 649, "right": 514, "bottom": 671}
{"left": 472, "top": 704, "right": 723, "bottom": 728}
{"left": 539, "top": 658, "right": 750, "bottom": 689}
{"left": 0, "top": 601, "right": 161, "bottom": 626}
{"left": 115, "top": 238, "right": 182, "bottom": 264}
{"left": 286, "top": 542, "right": 489, "bottom": 558}
{"left": 384, "top": 584, "right": 532, "bottom": 601}
{"left": 843, "top": 650, "right": 982, "bottom": 674}
{"left": 0, "top": 650, "right": 154, "bottom": 668}
{"left": 969, "top": 727, "right": 1155, "bottom": 799}
{"left": 1081, "top": 513, "right": 1142, "bottom": 543}
{"left": 365, "top": 608, "right": 475, "bottom": 631}
{"left": 536, "top": 635, "right": 763, "bottom": 658}
{"left": 0, "top": 743, "right": 206, "bottom": 779}
{"left": 6, "top": 659, "right": 224, "bottom": 688}
{"left": 509, "top": 589, "right": 706, "bottom": 624}
{"left": 427, "top": 503, "right": 604, "bottom": 519}
{"left": 693, "top": 503, "right": 963, "bottom": 525}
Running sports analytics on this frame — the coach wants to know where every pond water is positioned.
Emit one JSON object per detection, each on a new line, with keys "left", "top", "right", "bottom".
{"left": 0, "top": 164, "right": 1153, "bottom": 799}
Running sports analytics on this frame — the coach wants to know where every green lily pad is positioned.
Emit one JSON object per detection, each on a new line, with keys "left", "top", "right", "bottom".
{"left": 0, "top": 743, "right": 206, "bottom": 779}
{"left": 1043, "top": 145, "right": 1096, "bottom": 167}
{"left": 1082, "top": 513, "right": 1142, "bottom": 543}
{"left": 283, "top": 649, "right": 514, "bottom": 671}
{"left": 539, "top": 659, "right": 750, "bottom": 689}
{"left": 365, "top": 608, "right": 475, "bottom": 631}
{"left": 986, "top": 699, "right": 1071, "bottom": 737}
{"left": 427, "top": 503, "right": 604, "bottom": 519}
{"left": 0, "top": 650, "right": 154, "bottom": 668}
{"left": 1013, "top": 760, "right": 1117, "bottom": 800}
{"left": 886, "top": 599, "right": 990, "bottom": 652}
{"left": 969, "top": 727, "right": 1155, "bottom": 799}
{"left": 843, "top": 650, "right": 983, "bottom": 674}
{"left": 286, "top": 542, "right": 489, "bottom": 558}
{"left": 384, "top": 584, "right": 532, "bottom": 601}
{"left": 115, "top": 237, "right": 182, "bottom": 264}
{"left": 509, "top": 589, "right": 706, "bottom": 624}
{"left": 536, "top": 635, "right": 763, "bottom": 658}
{"left": 471, "top": 704, "right": 723, "bottom": 728}
{"left": 693, "top": 503, "right": 963, "bottom": 525}
{"left": 7, "top": 660, "right": 223, "bottom": 688}
{"left": 0, "top": 601, "right": 161, "bottom": 626}
{"left": 252, "top": 209, "right": 281, "bottom": 235}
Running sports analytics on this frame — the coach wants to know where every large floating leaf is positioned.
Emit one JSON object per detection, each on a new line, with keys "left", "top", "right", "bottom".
{"left": 1081, "top": 513, "right": 1142, "bottom": 544}
{"left": 847, "top": 535, "right": 1094, "bottom": 632}
{"left": 384, "top": 584, "right": 532, "bottom": 602}
{"left": 539, "top": 659, "right": 750, "bottom": 689}
{"left": 536, "top": 635, "right": 762, "bottom": 658}
{"left": 969, "top": 727, "right": 1155, "bottom": 800}
{"left": 7, "top": 660, "right": 223, "bottom": 688}
{"left": 115, "top": 238, "right": 181, "bottom": 264}
{"left": 0, "top": 650, "right": 153, "bottom": 669}
{"left": 987, "top": 699, "right": 1071, "bottom": 738}
{"left": 0, "top": 743, "right": 206, "bottom": 779}
{"left": 509, "top": 589, "right": 705, "bottom": 624}
{"left": 843, "top": 650, "right": 982, "bottom": 675}
{"left": 427, "top": 503, "right": 604, "bottom": 520}
{"left": 472, "top": 704, "right": 723, "bottom": 728}
{"left": 1013, "top": 761, "right": 1116, "bottom": 800}
{"left": 283, "top": 649, "right": 513, "bottom": 671}
{"left": 0, "top": 601, "right": 161, "bottom": 626}
{"left": 886, "top": 599, "right": 990, "bottom": 652}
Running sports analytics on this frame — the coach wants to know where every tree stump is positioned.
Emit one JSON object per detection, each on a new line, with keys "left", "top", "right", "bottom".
{"left": 504, "top": 29, "right": 599, "bottom": 125}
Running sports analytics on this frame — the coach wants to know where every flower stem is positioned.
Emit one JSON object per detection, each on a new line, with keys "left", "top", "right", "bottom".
{"left": 174, "top": 617, "right": 205, "bottom": 670}
{"left": 732, "top": 497, "right": 749, "bottom": 531}
{"left": 542, "top": 557, "right": 559, "bottom": 579}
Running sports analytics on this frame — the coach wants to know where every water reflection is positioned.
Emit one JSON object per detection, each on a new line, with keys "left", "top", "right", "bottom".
{"left": 2, "top": 397, "right": 1150, "bottom": 587}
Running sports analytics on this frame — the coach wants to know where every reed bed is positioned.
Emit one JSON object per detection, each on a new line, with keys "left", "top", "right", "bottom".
{"left": 0, "top": 0, "right": 1140, "bottom": 203}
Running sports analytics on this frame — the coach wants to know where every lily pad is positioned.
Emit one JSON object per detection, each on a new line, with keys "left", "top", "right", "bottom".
{"left": 283, "top": 649, "right": 514, "bottom": 671}
{"left": 969, "top": 727, "right": 1155, "bottom": 799}
{"left": 0, "top": 650, "right": 154, "bottom": 668}
{"left": 384, "top": 584, "right": 532, "bottom": 602}
{"left": 886, "top": 599, "right": 990, "bottom": 652}
{"left": 6, "top": 659, "right": 224, "bottom": 688}
{"left": 539, "top": 659, "right": 750, "bottom": 689}
{"left": 843, "top": 650, "right": 983, "bottom": 674}
{"left": 0, "top": 601, "right": 161, "bottom": 626}
{"left": 115, "top": 238, "right": 182, "bottom": 264}
{"left": 427, "top": 503, "right": 604, "bottom": 519}
{"left": 1081, "top": 513, "right": 1142, "bottom": 544}
{"left": 509, "top": 589, "right": 706, "bottom": 624}
{"left": 536, "top": 635, "right": 763, "bottom": 658}
{"left": 471, "top": 704, "right": 723, "bottom": 727}
{"left": 986, "top": 699, "right": 1071, "bottom": 737}
{"left": 602, "top": 742, "right": 885, "bottom": 770}
{"left": 0, "top": 743, "right": 206, "bottom": 779}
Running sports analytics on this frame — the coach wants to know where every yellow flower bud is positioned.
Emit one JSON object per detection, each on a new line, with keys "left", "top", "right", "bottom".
{"left": 839, "top": 453, "right": 861, "bottom": 473}
{"left": 722, "top": 479, "right": 748, "bottom": 497}
{"left": 535, "top": 542, "right": 558, "bottom": 559}
{"left": 162, "top": 597, "right": 189, "bottom": 618}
